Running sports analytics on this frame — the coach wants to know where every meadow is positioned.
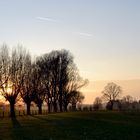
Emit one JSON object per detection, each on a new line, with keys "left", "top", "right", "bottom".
{"left": 0, "top": 111, "right": 140, "bottom": 140}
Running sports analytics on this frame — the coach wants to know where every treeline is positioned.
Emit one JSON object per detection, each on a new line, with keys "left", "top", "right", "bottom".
{"left": 0, "top": 45, "right": 87, "bottom": 117}
{"left": 93, "top": 95, "right": 140, "bottom": 111}
{"left": 93, "top": 82, "right": 140, "bottom": 111}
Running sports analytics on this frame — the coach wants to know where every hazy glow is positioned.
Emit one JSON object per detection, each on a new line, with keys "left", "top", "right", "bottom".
{"left": 82, "top": 80, "right": 140, "bottom": 104}
{"left": 0, "top": 83, "right": 12, "bottom": 95}
{"left": 6, "top": 87, "right": 12, "bottom": 94}
{"left": 0, "top": 83, "right": 12, "bottom": 103}
{"left": 0, "top": 0, "right": 140, "bottom": 103}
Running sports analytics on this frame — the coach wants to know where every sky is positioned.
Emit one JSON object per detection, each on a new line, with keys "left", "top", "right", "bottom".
{"left": 0, "top": 0, "right": 140, "bottom": 103}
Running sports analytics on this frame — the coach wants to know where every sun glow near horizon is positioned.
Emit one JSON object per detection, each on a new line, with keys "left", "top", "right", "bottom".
{"left": 0, "top": 0, "right": 140, "bottom": 104}
{"left": 82, "top": 79, "right": 140, "bottom": 104}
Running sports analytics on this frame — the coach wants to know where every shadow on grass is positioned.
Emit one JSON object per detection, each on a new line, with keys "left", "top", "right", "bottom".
{"left": 11, "top": 117, "right": 31, "bottom": 140}
{"left": 30, "top": 115, "right": 52, "bottom": 123}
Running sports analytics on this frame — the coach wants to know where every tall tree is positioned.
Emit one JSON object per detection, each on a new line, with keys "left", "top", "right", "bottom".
{"left": 20, "top": 53, "right": 35, "bottom": 115}
{"left": 0, "top": 45, "right": 26, "bottom": 117}
{"left": 32, "top": 63, "right": 45, "bottom": 114}
{"left": 57, "top": 50, "right": 73, "bottom": 112}
{"left": 36, "top": 54, "right": 54, "bottom": 113}
{"left": 37, "top": 51, "right": 60, "bottom": 112}
{"left": 37, "top": 49, "right": 87, "bottom": 112}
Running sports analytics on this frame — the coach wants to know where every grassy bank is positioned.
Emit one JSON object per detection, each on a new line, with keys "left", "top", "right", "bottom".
{"left": 0, "top": 111, "right": 140, "bottom": 140}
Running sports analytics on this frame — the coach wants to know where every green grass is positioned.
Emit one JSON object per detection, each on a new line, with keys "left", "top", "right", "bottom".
{"left": 0, "top": 111, "right": 140, "bottom": 140}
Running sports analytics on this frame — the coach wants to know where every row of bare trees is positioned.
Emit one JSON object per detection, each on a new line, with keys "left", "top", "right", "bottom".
{"left": 0, "top": 45, "right": 87, "bottom": 117}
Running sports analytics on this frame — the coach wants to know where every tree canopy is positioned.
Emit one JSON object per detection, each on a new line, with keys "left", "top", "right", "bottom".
{"left": 0, "top": 45, "right": 87, "bottom": 117}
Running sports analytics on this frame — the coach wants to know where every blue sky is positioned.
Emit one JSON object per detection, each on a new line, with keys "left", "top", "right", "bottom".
{"left": 0, "top": 0, "right": 140, "bottom": 81}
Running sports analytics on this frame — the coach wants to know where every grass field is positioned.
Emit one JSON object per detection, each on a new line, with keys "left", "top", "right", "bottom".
{"left": 0, "top": 111, "right": 140, "bottom": 140}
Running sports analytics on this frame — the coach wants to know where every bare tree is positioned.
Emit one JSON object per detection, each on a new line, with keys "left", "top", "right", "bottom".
{"left": 62, "top": 67, "right": 88, "bottom": 111}
{"left": 102, "top": 82, "right": 122, "bottom": 110}
{"left": 122, "top": 95, "right": 133, "bottom": 103}
{"left": 119, "top": 95, "right": 134, "bottom": 110}
{"left": 93, "top": 97, "right": 102, "bottom": 110}
{"left": 36, "top": 54, "right": 52, "bottom": 113}
{"left": 0, "top": 45, "right": 87, "bottom": 115}
{"left": 0, "top": 45, "right": 10, "bottom": 88}
{"left": 32, "top": 63, "right": 45, "bottom": 114}
{"left": 37, "top": 51, "right": 60, "bottom": 112}
{"left": 20, "top": 53, "right": 35, "bottom": 115}
{"left": 0, "top": 45, "right": 26, "bottom": 117}
{"left": 69, "top": 91, "right": 84, "bottom": 111}
{"left": 57, "top": 50, "right": 73, "bottom": 112}
{"left": 37, "top": 49, "right": 88, "bottom": 112}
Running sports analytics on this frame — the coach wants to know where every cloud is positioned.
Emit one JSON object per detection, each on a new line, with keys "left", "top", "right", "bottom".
{"left": 36, "top": 16, "right": 57, "bottom": 22}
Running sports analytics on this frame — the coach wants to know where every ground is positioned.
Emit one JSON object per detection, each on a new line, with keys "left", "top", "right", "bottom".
{"left": 0, "top": 111, "right": 140, "bottom": 140}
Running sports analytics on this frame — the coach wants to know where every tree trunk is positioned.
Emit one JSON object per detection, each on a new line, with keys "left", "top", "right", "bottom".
{"left": 110, "top": 101, "right": 114, "bottom": 110}
{"left": 64, "top": 103, "right": 68, "bottom": 112}
{"left": 27, "top": 102, "right": 31, "bottom": 115}
{"left": 53, "top": 101, "right": 57, "bottom": 112}
{"left": 106, "top": 100, "right": 114, "bottom": 110}
{"left": 10, "top": 102, "right": 15, "bottom": 118}
{"left": 72, "top": 103, "right": 76, "bottom": 111}
{"left": 47, "top": 98, "right": 51, "bottom": 113}
{"left": 47, "top": 102, "right": 51, "bottom": 113}
{"left": 59, "top": 96, "right": 62, "bottom": 112}
{"left": 59, "top": 83, "right": 63, "bottom": 112}
{"left": 38, "top": 104, "right": 42, "bottom": 114}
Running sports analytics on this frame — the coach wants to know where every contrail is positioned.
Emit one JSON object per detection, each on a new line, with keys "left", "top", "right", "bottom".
{"left": 36, "top": 16, "right": 57, "bottom": 22}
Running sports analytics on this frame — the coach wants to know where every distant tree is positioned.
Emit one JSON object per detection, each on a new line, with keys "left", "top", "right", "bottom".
{"left": 119, "top": 95, "right": 134, "bottom": 110}
{"left": 102, "top": 82, "right": 122, "bottom": 110}
{"left": 69, "top": 91, "right": 84, "bottom": 111}
{"left": 122, "top": 95, "right": 133, "bottom": 103}
{"left": 93, "top": 97, "right": 102, "bottom": 110}
{"left": 131, "top": 100, "right": 139, "bottom": 110}
{"left": 77, "top": 103, "right": 82, "bottom": 111}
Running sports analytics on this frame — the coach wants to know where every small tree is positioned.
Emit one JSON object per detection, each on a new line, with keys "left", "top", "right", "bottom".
{"left": 122, "top": 95, "right": 133, "bottom": 103}
{"left": 93, "top": 97, "right": 102, "bottom": 110}
{"left": 102, "top": 82, "right": 122, "bottom": 110}
{"left": 69, "top": 91, "right": 84, "bottom": 111}
{"left": 119, "top": 95, "right": 133, "bottom": 110}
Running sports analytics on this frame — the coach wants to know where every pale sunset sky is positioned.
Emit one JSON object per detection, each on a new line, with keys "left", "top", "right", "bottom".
{"left": 0, "top": 0, "right": 140, "bottom": 104}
